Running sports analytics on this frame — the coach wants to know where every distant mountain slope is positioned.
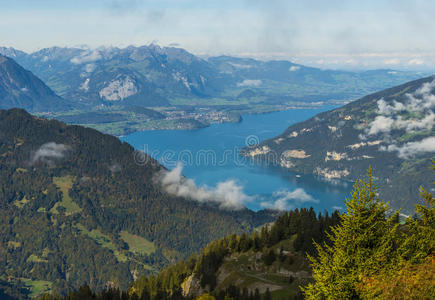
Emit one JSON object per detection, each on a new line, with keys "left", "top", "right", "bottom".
{"left": 242, "top": 76, "right": 435, "bottom": 213}
{"left": 0, "top": 55, "right": 71, "bottom": 112}
{"left": 207, "top": 55, "right": 425, "bottom": 102}
{"left": 0, "top": 46, "right": 424, "bottom": 109}
{"left": 0, "top": 108, "right": 275, "bottom": 295}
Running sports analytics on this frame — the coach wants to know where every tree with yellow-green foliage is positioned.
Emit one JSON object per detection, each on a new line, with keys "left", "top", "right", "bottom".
{"left": 303, "top": 165, "right": 435, "bottom": 299}
{"left": 399, "top": 186, "right": 435, "bottom": 263}
{"left": 196, "top": 293, "right": 215, "bottom": 300}
{"left": 356, "top": 184, "right": 435, "bottom": 299}
{"left": 357, "top": 255, "right": 434, "bottom": 299}
{"left": 302, "top": 167, "right": 401, "bottom": 299}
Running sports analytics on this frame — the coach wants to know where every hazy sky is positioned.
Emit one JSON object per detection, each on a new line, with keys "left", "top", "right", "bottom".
{"left": 1, "top": 0, "right": 435, "bottom": 70}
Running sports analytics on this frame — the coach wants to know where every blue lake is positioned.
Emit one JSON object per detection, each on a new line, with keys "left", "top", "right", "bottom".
{"left": 122, "top": 108, "right": 352, "bottom": 212}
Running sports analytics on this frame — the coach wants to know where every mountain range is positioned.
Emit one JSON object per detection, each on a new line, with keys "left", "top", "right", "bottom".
{"left": 0, "top": 45, "right": 425, "bottom": 109}
{"left": 242, "top": 76, "right": 435, "bottom": 214}
{"left": 0, "top": 45, "right": 428, "bottom": 135}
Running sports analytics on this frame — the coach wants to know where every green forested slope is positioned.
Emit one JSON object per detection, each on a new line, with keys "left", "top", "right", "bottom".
{"left": 34, "top": 167, "right": 435, "bottom": 300}
{"left": 0, "top": 108, "right": 275, "bottom": 296}
{"left": 243, "top": 76, "right": 435, "bottom": 213}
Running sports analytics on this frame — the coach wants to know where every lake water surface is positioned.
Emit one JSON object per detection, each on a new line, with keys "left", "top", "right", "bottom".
{"left": 122, "top": 108, "right": 352, "bottom": 212}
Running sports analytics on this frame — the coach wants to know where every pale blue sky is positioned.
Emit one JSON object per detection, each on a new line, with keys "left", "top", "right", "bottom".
{"left": 1, "top": 0, "right": 435, "bottom": 69}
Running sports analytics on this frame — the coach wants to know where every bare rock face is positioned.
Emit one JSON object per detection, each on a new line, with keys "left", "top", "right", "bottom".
{"left": 99, "top": 75, "right": 138, "bottom": 101}
{"left": 181, "top": 274, "right": 205, "bottom": 297}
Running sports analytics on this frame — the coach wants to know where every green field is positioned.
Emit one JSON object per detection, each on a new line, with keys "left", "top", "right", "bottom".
{"left": 75, "top": 224, "right": 155, "bottom": 271}
{"left": 50, "top": 176, "right": 82, "bottom": 215}
{"left": 27, "top": 254, "right": 48, "bottom": 263}
{"left": 12, "top": 278, "right": 53, "bottom": 298}
{"left": 75, "top": 223, "right": 128, "bottom": 262}
{"left": 120, "top": 231, "right": 156, "bottom": 256}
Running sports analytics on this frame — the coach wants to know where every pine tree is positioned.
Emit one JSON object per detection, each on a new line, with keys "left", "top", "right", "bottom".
{"left": 302, "top": 167, "right": 400, "bottom": 299}
{"left": 356, "top": 169, "right": 435, "bottom": 299}
{"left": 399, "top": 186, "right": 435, "bottom": 263}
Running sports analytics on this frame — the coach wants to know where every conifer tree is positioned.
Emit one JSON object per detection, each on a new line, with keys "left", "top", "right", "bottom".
{"left": 356, "top": 165, "right": 435, "bottom": 299}
{"left": 302, "top": 167, "right": 400, "bottom": 299}
{"left": 399, "top": 185, "right": 435, "bottom": 263}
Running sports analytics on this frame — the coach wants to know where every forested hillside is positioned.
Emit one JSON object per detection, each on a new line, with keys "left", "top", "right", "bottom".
{"left": 243, "top": 76, "right": 435, "bottom": 213}
{"left": 31, "top": 208, "right": 340, "bottom": 300}
{"left": 0, "top": 108, "right": 275, "bottom": 297}
{"left": 33, "top": 166, "right": 435, "bottom": 300}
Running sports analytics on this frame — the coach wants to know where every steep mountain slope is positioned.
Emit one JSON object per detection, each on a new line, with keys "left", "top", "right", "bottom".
{"left": 126, "top": 208, "right": 340, "bottom": 300}
{"left": 242, "top": 76, "right": 435, "bottom": 213}
{"left": 1, "top": 207, "right": 339, "bottom": 299}
{"left": 0, "top": 55, "right": 71, "bottom": 112}
{"left": 0, "top": 108, "right": 275, "bottom": 295}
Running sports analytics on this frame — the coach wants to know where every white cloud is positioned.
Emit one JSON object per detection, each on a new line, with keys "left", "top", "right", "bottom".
{"left": 363, "top": 79, "right": 435, "bottom": 159}
{"left": 397, "top": 113, "right": 435, "bottom": 132}
{"left": 366, "top": 80, "right": 435, "bottom": 137}
{"left": 367, "top": 113, "right": 435, "bottom": 136}
{"left": 289, "top": 65, "right": 300, "bottom": 72}
{"left": 367, "top": 115, "right": 395, "bottom": 135}
{"left": 408, "top": 58, "right": 424, "bottom": 65}
{"left": 260, "top": 188, "right": 318, "bottom": 211}
{"left": 417, "top": 80, "right": 435, "bottom": 95}
{"left": 85, "top": 63, "right": 96, "bottom": 73}
{"left": 405, "top": 80, "right": 435, "bottom": 111}
{"left": 382, "top": 136, "right": 435, "bottom": 159}
{"left": 383, "top": 58, "right": 400, "bottom": 65}
{"left": 377, "top": 98, "right": 405, "bottom": 115}
{"left": 158, "top": 163, "right": 252, "bottom": 210}
{"left": 229, "top": 63, "right": 252, "bottom": 69}
{"left": 31, "top": 142, "right": 69, "bottom": 165}
{"left": 237, "top": 79, "right": 262, "bottom": 87}
{"left": 71, "top": 50, "right": 102, "bottom": 64}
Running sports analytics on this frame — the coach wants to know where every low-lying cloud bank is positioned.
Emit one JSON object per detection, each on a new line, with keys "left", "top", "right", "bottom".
{"left": 237, "top": 79, "right": 262, "bottom": 87}
{"left": 366, "top": 80, "right": 435, "bottom": 137}
{"left": 367, "top": 113, "right": 435, "bottom": 136}
{"left": 157, "top": 164, "right": 322, "bottom": 211}
{"left": 157, "top": 163, "right": 252, "bottom": 210}
{"left": 380, "top": 136, "right": 435, "bottom": 159}
{"left": 261, "top": 188, "right": 318, "bottom": 211}
{"left": 361, "top": 79, "right": 435, "bottom": 158}
{"left": 31, "top": 142, "right": 70, "bottom": 165}
{"left": 70, "top": 49, "right": 102, "bottom": 65}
